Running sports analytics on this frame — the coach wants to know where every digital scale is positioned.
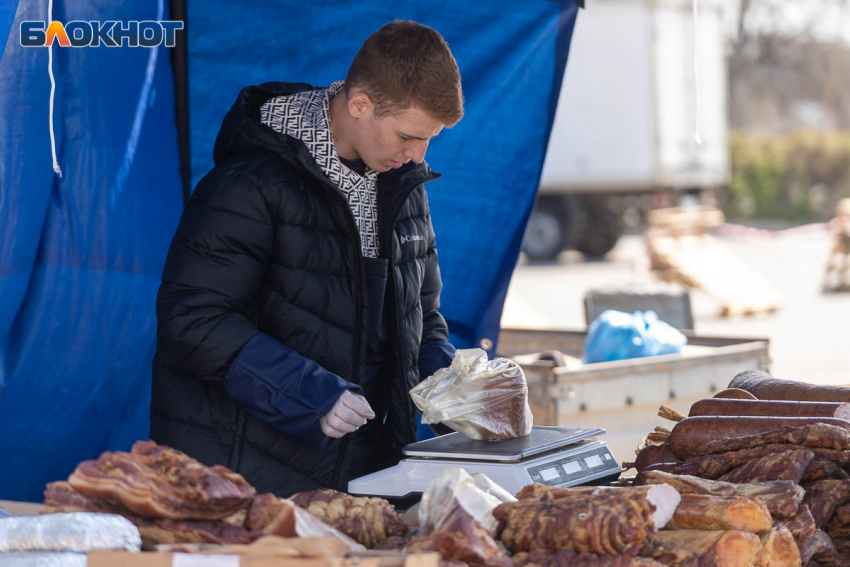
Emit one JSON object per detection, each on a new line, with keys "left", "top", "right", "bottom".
{"left": 348, "top": 425, "right": 621, "bottom": 500}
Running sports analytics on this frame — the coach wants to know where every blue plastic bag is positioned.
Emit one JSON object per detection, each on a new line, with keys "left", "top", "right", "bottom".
{"left": 583, "top": 310, "right": 687, "bottom": 364}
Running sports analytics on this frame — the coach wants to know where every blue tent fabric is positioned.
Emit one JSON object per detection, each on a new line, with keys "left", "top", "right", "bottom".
{"left": 0, "top": 1, "right": 578, "bottom": 501}
{"left": 0, "top": 0, "right": 184, "bottom": 501}
{"left": 0, "top": 0, "right": 17, "bottom": 66}
{"left": 477, "top": 3, "right": 579, "bottom": 354}
{"left": 187, "top": 0, "right": 579, "bottom": 352}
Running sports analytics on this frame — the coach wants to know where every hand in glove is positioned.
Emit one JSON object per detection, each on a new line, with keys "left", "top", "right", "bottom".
{"left": 320, "top": 390, "right": 376, "bottom": 438}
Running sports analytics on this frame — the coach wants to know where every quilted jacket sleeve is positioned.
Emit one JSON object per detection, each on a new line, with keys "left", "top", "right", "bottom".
{"left": 156, "top": 162, "right": 359, "bottom": 445}
{"left": 417, "top": 204, "right": 456, "bottom": 382}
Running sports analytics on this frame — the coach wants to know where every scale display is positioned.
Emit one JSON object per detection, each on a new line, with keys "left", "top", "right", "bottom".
{"left": 527, "top": 443, "right": 617, "bottom": 486}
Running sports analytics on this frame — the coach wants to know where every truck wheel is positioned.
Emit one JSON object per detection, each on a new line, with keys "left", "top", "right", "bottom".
{"left": 574, "top": 196, "right": 623, "bottom": 259}
{"left": 522, "top": 196, "right": 571, "bottom": 261}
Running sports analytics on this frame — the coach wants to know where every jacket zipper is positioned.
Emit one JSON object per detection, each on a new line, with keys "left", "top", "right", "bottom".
{"left": 380, "top": 172, "right": 440, "bottom": 449}
{"left": 332, "top": 172, "right": 436, "bottom": 488}
{"left": 292, "top": 149, "right": 437, "bottom": 489}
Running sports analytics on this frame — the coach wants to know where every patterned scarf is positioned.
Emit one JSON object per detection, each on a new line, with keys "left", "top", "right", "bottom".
{"left": 259, "top": 81, "right": 380, "bottom": 258}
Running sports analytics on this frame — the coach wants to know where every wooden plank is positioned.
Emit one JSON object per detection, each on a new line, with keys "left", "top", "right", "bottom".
{"left": 87, "top": 551, "right": 440, "bottom": 567}
{"left": 648, "top": 234, "right": 782, "bottom": 317}
{"left": 647, "top": 206, "right": 726, "bottom": 232}
{"left": 499, "top": 326, "right": 765, "bottom": 352}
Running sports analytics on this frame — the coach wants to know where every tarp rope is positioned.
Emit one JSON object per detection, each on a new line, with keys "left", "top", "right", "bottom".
{"left": 47, "top": 0, "right": 62, "bottom": 176}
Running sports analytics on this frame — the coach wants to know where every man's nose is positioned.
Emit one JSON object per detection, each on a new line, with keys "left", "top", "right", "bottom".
{"left": 404, "top": 140, "right": 429, "bottom": 164}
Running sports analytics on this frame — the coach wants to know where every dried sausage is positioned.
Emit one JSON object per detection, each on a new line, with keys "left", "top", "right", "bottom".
{"left": 713, "top": 388, "right": 757, "bottom": 400}
{"left": 635, "top": 443, "right": 681, "bottom": 471}
{"left": 729, "top": 370, "right": 850, "bottom": 402}
{"left": 688, "top": 398, "right": 850, "bottom": 420}
{"left": 668, "top": 416, "right": 850, "bottom": 460}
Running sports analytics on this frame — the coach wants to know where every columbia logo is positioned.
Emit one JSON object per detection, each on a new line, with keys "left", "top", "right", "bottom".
{"left": 400, "top": 234, "right": 425, "bottom": 244}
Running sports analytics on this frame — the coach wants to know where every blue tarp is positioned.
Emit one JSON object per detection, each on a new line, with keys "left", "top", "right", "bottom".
{"left": 0, "top": 0, "right": 577, "bottom": 501}
{"left": 0, "top": 1, "right": 16, "bottom": 67}
{"left": 0, "top": 0, "right": 184, "bottom": 500}
{"left": 187, "top": 0, "right": 578, "bottom": 350}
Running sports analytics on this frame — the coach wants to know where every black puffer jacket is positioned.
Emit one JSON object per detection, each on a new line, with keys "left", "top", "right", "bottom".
{"left": 150, "top": 82, "right": 453, "bottom": 496}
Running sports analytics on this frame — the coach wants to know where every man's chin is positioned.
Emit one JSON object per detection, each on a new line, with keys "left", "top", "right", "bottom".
{"left": 368, "top": 161, "right": 393, "bottom": 173}
{"left": 364, "top": 158, "right": 402, "bottom": 173}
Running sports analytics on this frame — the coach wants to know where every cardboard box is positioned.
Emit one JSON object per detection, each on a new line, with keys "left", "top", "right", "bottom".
{"left": 0, "top": 500, "right": 43, "bottom": 515}
{"left": 87, "top": 550, "right": 440, "bottom": 567}
{"left": 88, "top": 552, "right": 335, "bottom": 567}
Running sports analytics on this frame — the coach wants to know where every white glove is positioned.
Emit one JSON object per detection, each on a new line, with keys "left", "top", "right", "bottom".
{"left": 320, "top": 390, "right": 376, "bottom": 438}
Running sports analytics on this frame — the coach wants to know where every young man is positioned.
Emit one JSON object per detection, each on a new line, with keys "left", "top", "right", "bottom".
{"left": 150, "top": 20, "right": 463, "bottom": 496}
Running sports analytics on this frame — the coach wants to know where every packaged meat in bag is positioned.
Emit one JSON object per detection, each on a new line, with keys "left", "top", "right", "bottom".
{"left": 471, "top": 473, "right": 516, "bottom": 504}
{"left": 406, "top": 508, "right": 512, "bottom": 567}
{"left": 419, "top": 468, "right": 516, "bottom": 536}
{"left": 244, "top": 494, "right": 366, "bottom": 552}
{"left": 290, "top": 489, "right": 409, "bottom": 549}
{"left": 0, "top": 513, "right": 141, "bottom": 552}
{"left": 0, "top": 551, "right": 87, "bottom": 567}
{"left": 410, "top": 348, "right": 533, "bottom": 440}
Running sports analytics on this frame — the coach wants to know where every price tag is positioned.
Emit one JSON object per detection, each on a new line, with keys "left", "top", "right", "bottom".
{"left": 172, "top": 553, "right": 240, "bottom": 567}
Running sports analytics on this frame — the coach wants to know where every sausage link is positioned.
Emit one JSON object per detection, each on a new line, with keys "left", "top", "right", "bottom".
{"left": 635, "top": 443, "right": 681, "bottom": 471}
{"left": 689, "top": 399, "right": 850, "bottom": 420}
{"left": 729, "top": 370, "right": 850, "bottom": 402}
{"left": 668, "top": 416, "right": 850, "bottom": 460}
{"left": 713, "top": 388, "right": 757, "bottom": 400}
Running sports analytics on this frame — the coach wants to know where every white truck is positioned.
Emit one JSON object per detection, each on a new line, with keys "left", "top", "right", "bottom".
{"left": 524, "top": 0, "right": 730, "bottom": 260}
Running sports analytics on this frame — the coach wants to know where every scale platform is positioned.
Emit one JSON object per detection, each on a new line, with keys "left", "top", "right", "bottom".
{"left": 348, "top": 426, "right": 620, "bottom": 500}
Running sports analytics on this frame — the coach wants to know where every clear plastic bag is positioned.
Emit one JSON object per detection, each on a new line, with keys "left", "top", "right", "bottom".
{"left": 0, "top": 513, "right": 141, "bottom": 552}
{"left": 418, "top": 468, "right": 516, "bottom": 536}
{"left": 470, "top": 473, "right": 516, "bottom": 504}
{"left": 0, "top": 552, "right": 87, "bottom": 567}
{"left": 410, "top": 348, "right": 533, "bottom": 440}
{"left": 289, "top": 502, "right": 366, "bottom": 552}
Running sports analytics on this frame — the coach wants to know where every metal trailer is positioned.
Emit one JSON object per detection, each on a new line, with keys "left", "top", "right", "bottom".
{"left": 497, "top": 327, "right": 769, "bottom": 470}
{"left": 525, "top": 0, "right": 730, "bottom": 260}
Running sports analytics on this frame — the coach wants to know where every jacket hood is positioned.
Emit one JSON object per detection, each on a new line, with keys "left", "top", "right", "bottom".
{"left": 212, "top": 82, "right": 438, "bottom": 189}
{"left": 213, "top": 82, "right": 314, "bottom": 166}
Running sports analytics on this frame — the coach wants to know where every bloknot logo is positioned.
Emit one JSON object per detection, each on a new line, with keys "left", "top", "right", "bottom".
{"left": 20, "top": 21, "right": 184, "bottom": 47}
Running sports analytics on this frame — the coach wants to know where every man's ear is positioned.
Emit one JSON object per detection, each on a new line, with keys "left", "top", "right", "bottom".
{"left": 348, "top": 91, "right": 374, "bottom": 119}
